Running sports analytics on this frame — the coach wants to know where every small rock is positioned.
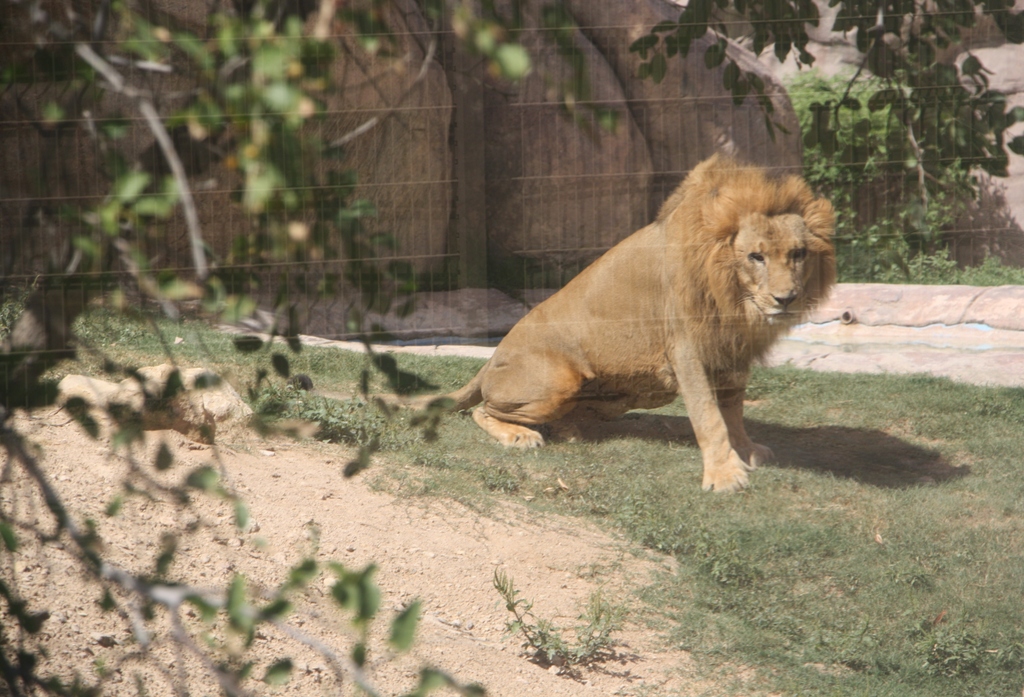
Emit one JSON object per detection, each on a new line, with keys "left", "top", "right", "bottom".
{"left": 451, "top": 619, "right": 462, "bottom": 628}
{"left": 92, "top": 633, "right": 118, "bottom": 647}
{"left": 174, "top": 337, "right": 184, "bottom": 345}
{"left": 346, "top": 546, "right": 356, "bottom": 553}
{"left": 465, "top": 621, "right": 475, "bottom": 630}
{"left": 259, "top": 450, "right": 276, "bottom": 457}
{"left": 547, "top": 665, "right": 560, "bottom": 675}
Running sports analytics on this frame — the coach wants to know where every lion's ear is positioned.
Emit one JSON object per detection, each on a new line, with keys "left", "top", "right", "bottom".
{"left": 802, "top": 198, "right": 835, "bottom": 241}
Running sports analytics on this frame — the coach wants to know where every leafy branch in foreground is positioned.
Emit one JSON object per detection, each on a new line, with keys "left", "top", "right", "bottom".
{"left": 0, "top": 409, "right": 484, "bottom": 696}
{"left": 493, "top": 569, "right": 622, "bottom": 674}
{"left": 0, "top": 0, "right": 533, "bottom": 690}
{"left": 631, "top": 0, "right": 1024, "bottom": 270}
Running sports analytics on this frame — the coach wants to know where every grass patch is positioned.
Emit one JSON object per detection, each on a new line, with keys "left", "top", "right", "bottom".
{"left": 68, "top": 306, "right": 471, "bottom": 398}
{"left": 376, "top": 368, "right": 1024, "bottom": 696}
{"left": 65, "top": 308, "right": 1024, "bottom": 695}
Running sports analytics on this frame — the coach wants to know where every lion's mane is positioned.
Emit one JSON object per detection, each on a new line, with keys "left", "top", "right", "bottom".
{"left": 657, "top": 156, "right": 836, "bottom": 372}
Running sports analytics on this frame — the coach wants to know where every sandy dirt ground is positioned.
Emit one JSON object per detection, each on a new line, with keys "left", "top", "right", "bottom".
{"left": 1, "top": 409, "right": 728, "bottom": 697}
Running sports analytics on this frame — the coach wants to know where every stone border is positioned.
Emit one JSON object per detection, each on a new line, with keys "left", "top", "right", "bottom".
{"left": 807, "top": 284, "right": 1024, "bottom": 331}
{"left": 225, "top": 284, "right": 1024, "bottom": 388}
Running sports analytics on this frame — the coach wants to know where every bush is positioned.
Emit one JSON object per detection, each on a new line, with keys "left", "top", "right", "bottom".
{"left": 787, "top": 71, "right": 978, "bottom": 283}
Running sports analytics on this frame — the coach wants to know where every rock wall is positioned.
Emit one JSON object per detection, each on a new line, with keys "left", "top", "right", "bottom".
{"left": 482, "top": 2, "right": 654, "bottom": 280}
{"left": 1, "top": 0, "right": 806, "bottom": 290}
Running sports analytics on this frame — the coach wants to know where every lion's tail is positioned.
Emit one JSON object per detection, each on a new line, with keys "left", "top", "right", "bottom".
{"left": 405, "top": 361, "right": 487, "bottom": 411}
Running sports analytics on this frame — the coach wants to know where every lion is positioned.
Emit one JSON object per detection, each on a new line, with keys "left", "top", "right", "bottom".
{"left": 446, "top": 155, "right": 836, "bottom": 492}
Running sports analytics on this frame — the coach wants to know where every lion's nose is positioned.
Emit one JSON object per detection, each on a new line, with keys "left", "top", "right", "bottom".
{"left": 773, "top": 291, "right": 798, "bottom": 309}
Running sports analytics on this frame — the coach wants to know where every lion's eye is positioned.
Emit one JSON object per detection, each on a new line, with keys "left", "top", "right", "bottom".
{"left": 792, "top": 248, "right": 808, "bottom": 262}
{"left": 748, "top": 252, "right": 765, "bottom": 264}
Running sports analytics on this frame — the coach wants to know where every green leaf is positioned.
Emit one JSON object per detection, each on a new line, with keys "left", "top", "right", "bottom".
{"left": 390, "top": 600, "right": 421, "bottom": 651}
{"left": 344, "top": 444, "right": 373, "bottom": 477}
{"left": 629, "top": 34, "right": 659, "bottom": 59}
{"left": 494, "top": 43, "right": 531, "bottom": 80}
{"left": 221, "top": 295, "right": 258, "bottom": 324}
{"left": 723, "top": 61, "right": 740, "bottom": 89}
{"left": 649, "top": 52, "right": 667, "bottom": 84}
{"left": 262, "top": 659, "right": 293, "bottom": 686}
{"left": 227, "top": 575, "right": 251, "bottom": 632}
{"left": 853, "top": 118, "right": 873, "bottom": 138}
{"left": 155, "top": 442, "right": 174, "bottom": 471}
{"left": 868, "top": 88, "right": 898, "bottom": 112}
{"left": 1008, "top": 106, "right": 1024, "bottom": 125}
{"left": 105, "top": 496, "right": 123, "bottom": 517}
{"left": 63, "top": 396, "right": 100, "bottom": 439}
{"left": 596, "top": 108, "right": 619, "bottom": 133}
{"left": 839, "top": 96, "right": 861, "bottom": 111}
{"left": 416, "top": 668, "right": 452, "bottom": 693}
{"left": 271, "top": 352, "right": 290, "bottom": 379}
{"left": 0, "top": 522, "right": 17, "bottom": 552}
{"left": 185, "top": 466, "right": 220, "bottom": 491}
{"left": 99, "top": 589, "right": 116, "bottom": 611}
{"left": 352, "top": 642, "right": 367, "bottom": 667}
{"left": 233, "top": 335, "right": 264, "bottom": 353}
{"left": 133, "top": 194, "right": 175, "bottom": 218}
{"left": 193, "top": 372, "right": 221, "bottom": 389}
{"left": 187, "top": 595, "right": 218, "bottom": 622}
{"left": 961, "top": 54, "right": 983, "bottom": 75}
{"left": 704, "top": 41, "right": 726, "bottom": 69}
{"left": 101, "top": 117, "right": 130, "bottom": 140}
{"left": 234, "top": 500, "right": 249, "bottom": 530}
{"left": 114, "top": 171, "right": 152, "bottom": 204}
{"left": 157, "top": 278, "right": 201, "bottom": 301}
{"left": 260, "top": 597, "right": 292, "bottom": 621}
{"left": 288, "top": 558, "right": 318, "bottom": 588}
{"left": 1009, "top": 135, "right": 1024, "bottom": 156}
{"left": 42, "top": 102, "right": 64, "bottom": 123}
{"left": 262, "top": 82, "right": 299, "bottom": 112}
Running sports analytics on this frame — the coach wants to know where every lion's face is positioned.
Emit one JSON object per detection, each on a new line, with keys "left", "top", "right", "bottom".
{"left": 732, "top": 213, "right": 816, "bottom": 324}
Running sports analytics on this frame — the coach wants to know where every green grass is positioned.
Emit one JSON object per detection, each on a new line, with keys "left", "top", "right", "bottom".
{"left": 66, "top": 308, "right": 1024, "bottom": 695}
{"left": 870, "top": 250, "right": 1024, "bottom": 287}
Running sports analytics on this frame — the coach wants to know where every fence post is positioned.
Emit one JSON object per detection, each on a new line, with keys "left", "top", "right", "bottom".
{"left": 449, "top": 47, "right": 489, "bottom": 289}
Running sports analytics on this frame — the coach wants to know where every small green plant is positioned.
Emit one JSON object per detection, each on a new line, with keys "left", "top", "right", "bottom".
{"left": 994, "top": 632, "right": 1024, "bottom": 671}
{"left": 481, "top": 464, "right": 523, "bottom": 493}
{"left": 921, "top": 626, "right": 984, "bottom": 678}
{"left": 693, "top": 527, "right": 760, "bottom": 588}
{"left": 787, "top": 71, "right": 980, "bottom": 283}
{"left": 251, "top": 383, "right": 405, "bottom": 448}
{"left": 493, "top": 569, "right": 622, "bottom": 671}
{"left": 872, "top": 249, "right": 1024, "bottom": 286}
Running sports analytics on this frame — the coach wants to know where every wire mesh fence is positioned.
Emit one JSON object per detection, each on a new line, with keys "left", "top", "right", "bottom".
{"left": 2, "top": 0, "right": 1024, "bottom": 346}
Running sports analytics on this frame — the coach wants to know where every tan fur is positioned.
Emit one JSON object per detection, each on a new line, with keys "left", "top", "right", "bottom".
{"left": 448, "top": 155, "right": 836, "bottom": 492}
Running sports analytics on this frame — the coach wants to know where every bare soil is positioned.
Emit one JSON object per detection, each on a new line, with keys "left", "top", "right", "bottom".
{"left": 1, "top": 409, "right": 727, "bottom": 696}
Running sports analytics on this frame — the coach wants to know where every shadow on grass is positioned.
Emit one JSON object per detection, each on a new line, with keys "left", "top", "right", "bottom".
{"left": 548, "top": 413, "right": 966, "bottom": 489}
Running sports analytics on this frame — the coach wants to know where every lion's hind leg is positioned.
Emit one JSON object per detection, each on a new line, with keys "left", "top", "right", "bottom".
{"left": 472, "top": 356, "right": 584, "bottom": 449}
{"left": 472, "top": 407, "right": 546, "bottom": 448}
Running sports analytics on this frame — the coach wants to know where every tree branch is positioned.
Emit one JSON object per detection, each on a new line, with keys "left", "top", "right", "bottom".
{"left": 74, "top": 44, "right": 209, "bottom": 281}
{"left": 329, "top": 37, "right": 438, "bottom": 149}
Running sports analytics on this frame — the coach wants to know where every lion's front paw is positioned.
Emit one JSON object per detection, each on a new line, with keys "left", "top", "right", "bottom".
{"left": 701, "top": 451, "right": 751, "bottom": 493}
